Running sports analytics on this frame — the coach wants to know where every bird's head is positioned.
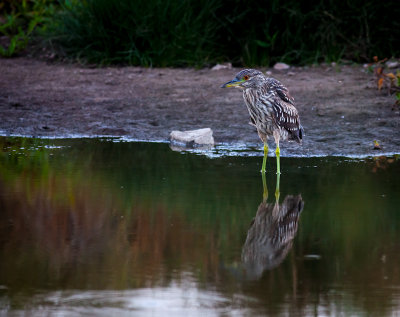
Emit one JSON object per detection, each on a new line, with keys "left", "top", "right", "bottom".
{"left": 221, "top": 69, "right": 264, "bottom": 89}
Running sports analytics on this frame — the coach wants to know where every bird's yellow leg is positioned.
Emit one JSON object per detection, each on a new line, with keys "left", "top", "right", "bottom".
{"left": 275, "top": 144, "right": 281, "bottom": 175}
{"left": 275, "top": 171, "right": 280, "bottom": 201}
{"left": 261, "top": 142, "right": 268, "bottom": 173}
{"left": 262, "top": 172, "right": 268, "bottom": 202}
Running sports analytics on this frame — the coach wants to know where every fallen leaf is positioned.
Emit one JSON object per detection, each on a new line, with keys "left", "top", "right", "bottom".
{"left": 373, "top": 140, "right": 382, "bottom": 150}
{"left": 378, "top": 78, "right": 384, "bottom": 90}
{"left": 386, "top": 73, "right": 396, "bottom": 80}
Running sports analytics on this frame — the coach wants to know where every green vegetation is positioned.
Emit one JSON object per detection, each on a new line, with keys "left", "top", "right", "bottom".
{"left": 45, "top": 0, "right": 223, "bottom": 66}
{"left": 0, "top": 0, "right": 56, "bottom": 56}
{"left": 1, "top": 0, "right": 399, "bottom": 66}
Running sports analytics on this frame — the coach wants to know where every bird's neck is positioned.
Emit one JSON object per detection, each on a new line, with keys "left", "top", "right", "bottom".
{"left": 243, "top": 87, "right": 262, "bottom": 98}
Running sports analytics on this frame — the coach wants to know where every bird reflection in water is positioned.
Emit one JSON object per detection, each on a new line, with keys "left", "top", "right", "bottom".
{"left": 241, "top": 173, "right": 304, "bottom": 279}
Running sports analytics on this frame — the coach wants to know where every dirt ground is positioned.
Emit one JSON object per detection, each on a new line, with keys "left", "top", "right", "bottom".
{"left": 0, "top": 57, "right": 399, "bottom": 157}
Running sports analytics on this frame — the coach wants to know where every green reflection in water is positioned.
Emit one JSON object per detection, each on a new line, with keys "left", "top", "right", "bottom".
{"left": 0, "top": 137, "right": 400, "bottom": 316}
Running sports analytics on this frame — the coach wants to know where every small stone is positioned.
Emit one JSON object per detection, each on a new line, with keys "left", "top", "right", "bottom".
{"left": 211, "top": 63, "right": 232, "bottom": 71}
{"left": 273, "top": 62, "right": 290, "bottom": 70}
{"left": 265, "top": 70, "right": 272, "bottom": 76}
{"left": 170, "top": 128, "right": 214, "bottom": 147}
{"left": 386, "top": 61, "right": 399, "bottom": 69}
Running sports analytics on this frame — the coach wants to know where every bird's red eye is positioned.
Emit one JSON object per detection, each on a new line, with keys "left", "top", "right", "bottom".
{"left": 243, "top": 75, "right": 250, "bottom": 80}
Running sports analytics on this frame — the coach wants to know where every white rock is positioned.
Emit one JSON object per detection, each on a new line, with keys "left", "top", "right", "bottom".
{"left": 273, "top": 62, "right": 290, "bottom": 70}
{"left": 170, "top": 128, "right": 214, "bottom": 147}
{"left": 211, "top": 63, "right": 232, "bottom": 71}
{"left": 386, "top": 61, "right": 399, "bottom": 69}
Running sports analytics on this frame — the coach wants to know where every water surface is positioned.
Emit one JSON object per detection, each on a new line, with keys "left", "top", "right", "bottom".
{"left": 1, "top": 137, "right": 400, "bottom": 316}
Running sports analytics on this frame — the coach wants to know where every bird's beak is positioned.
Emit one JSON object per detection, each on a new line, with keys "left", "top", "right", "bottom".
{"left": 221, "top": 78, "right": 243, "bottom": 88}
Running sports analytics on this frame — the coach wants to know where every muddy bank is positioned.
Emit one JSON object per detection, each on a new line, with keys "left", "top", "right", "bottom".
{"left": 0, "top": 57, "right": 399, "bottom": 157}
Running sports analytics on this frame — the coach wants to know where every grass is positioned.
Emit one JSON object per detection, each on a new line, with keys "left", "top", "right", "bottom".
{"left": 0, "top": 0, "right": 56, "bottom": 57}
{"left": 44, "top": 0, "right": 223, "bottom": 66}
{"left": 2, "top": 0, "right": 400, "bottom": 66}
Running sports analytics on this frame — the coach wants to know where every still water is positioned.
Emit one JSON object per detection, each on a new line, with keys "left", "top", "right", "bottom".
{"left": 1, "top": 137, "right": 400, "bottom": 316}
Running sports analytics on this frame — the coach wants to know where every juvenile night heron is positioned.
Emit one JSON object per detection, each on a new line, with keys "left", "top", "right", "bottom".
{"left": 221, "top": 69, "right": 303, "bottom": 174}
{"left": 242, "top": 194, "right": 304, "bottom": 278}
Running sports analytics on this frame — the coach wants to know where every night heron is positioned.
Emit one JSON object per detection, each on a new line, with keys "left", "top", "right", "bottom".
{"left": 221, "top": 69, "right": 303, "bottom": 174}
{"left": 242, "top": 194, "right": 304, "bottom": 278}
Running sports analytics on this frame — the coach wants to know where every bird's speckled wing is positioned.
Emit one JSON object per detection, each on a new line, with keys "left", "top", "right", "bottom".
{"left": 264, "top": 80, "right": 303, "bottom": 142}
{"left": 274, "top": 83, "right": 294, "bottom": 105}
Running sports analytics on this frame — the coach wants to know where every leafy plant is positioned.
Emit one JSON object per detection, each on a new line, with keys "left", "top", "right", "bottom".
{"left": 0, "top": 0, "right": 56, "bottom": 57}
{"left": 370, "top": 56, "right": 400, "bottom": 108}
{"left": 45, "top": 0, "right": 223, "bottom": 67}
{"left": 2, "top": 0, "right": 399, "bottom": 66}
{"left": 42, "top": 0, "right": 400, "bottom": 66}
